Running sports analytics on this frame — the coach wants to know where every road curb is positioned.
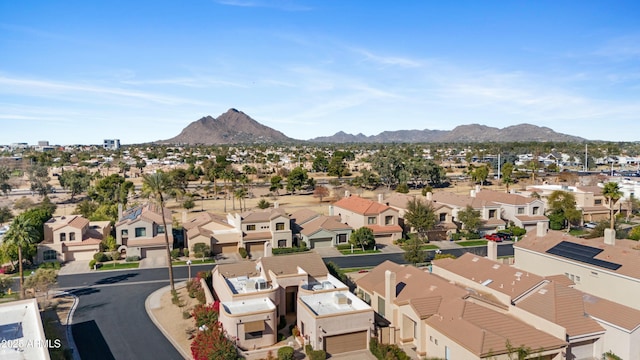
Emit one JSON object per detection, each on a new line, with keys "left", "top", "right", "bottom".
{"left": 145, "top": 281, "right": 191, "bottom": 360}
{"left": 54, "top": 290, "right": 81, "bottom": 360}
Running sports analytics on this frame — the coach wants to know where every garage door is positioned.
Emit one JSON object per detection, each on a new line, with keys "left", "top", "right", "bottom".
{"left": 324, "top": 330, "right": 367, "bottom": 355}
{"left": 213, "top": 243, "right": 237, "bottom": 255}
{"left": 66, "top": 250, "right": 96, "bottom": 261}
{"left": 568, "top": 340, "right": 595, "bottom": 360}
{"left": 141, "top": 248, "right": 167, "bottom": 259}
{"left": 311, "top": 238, "right": 332, "bottom": 249}
{"left": 246, "top": 242, "right": 264, "bottom": 259}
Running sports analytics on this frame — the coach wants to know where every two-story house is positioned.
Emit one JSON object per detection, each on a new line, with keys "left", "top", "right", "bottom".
{"left": 115, "top": 203, "right": 173, "bottom": 260}
{"left": 526, "top": 184, "right": 610, "bottom": 224}
{"left": 473, "top": 189, "right": 547, "bottom": 231}
{"left": 212, "top": 253, "right": 373, "bottom": 356}
{"left": 228, "top": 206, "right": 292, "bottom": 259}
{"left": 37, "top": 215, "right": 111, "bottom": 263}
{"left": 182, "top": 212, "right": 242, "bottom": 257}
{"left": 430, "top": 189, "right": 507, "bottom": 234}
{"left": 332, "top": 194, "right": 402, "bottom": 245}
{"left": 290, "top": 209, "right": 353, "bottom": 249}
{"left": 385, "top": 192, "right": 457, "bottom": 241}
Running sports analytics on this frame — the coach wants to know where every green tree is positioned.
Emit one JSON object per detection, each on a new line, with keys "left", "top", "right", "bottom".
{"left": 602, "top": 182, "right": 623, "bottom": 230}
{"left": 269, "top": 175, "right": 283, "bottom": 196}
{"left": 312, "top": 152, "right": 329, "bottom": 172}
{"left": 546, "top": 191, "right": 582, "bottom": 230}
{"left": 286, "top": 166, "right": 309, "bottom": 194}
{"left": 501, "top": 163, "right": 514, "bottom": 193}
{"left": 183, "top": 197, "right": 196, "bottom": 212}
{"left": 0, "top": 206, "right": 13, "bottom": 225}
{"left": 89, "top": 174, "right": 134, "bottom": 205}
{"left": 349, "top": 227, "right": 376, "bottom": 251}
{"left": 0, "top": 165, "right": 12, "bottom": 196}
{"left": 257, "top": 199, "right": 271, "bottom": 209}
{"left": 327, "top": 155, "right": 349, "bottom": 178}
{"left": 27, "top": 164, "right": 52, "bottom": 197}
{"left": 457, "top": 205, "right": 482, "bottom": 234}
{"left": 101, "top": 235, "right": 117, "bottom": 252}
{"left": 24, "top": 268, "right": 58, "bottom": 304}
{"left": 234, "top": 188, "right": 247, "bottom": 211}
{"left": 73, "top": 199, "right": 100, "bottom": 218}
{"left": 58, "top": 169, "right": 91, "bottom": 200}
{"left": 142, "top": 171, "right": 176, "bottom": 292}
{"left": 3, "top": 217, "right": 39, "bottom": 298}
{"left": 404, "top": 198, "right": 436, "bottom": 242}
{"left": 471, "top": 165, "right": 489, "bottom": 185}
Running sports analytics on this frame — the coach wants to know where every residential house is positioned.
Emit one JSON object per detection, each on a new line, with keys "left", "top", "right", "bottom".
{"left": 227, "top": 207, "right": 293, "bottom": 259}
{"left": 37, "top": 215, "right": 111, "bottom": 263}
{"left": 526, "top": 184, "right": 610, "bottom": 223}
{"left": 290, "top": 209, "right": 353, "bottom": 249}
{"left": 385, "top": 192, "right": 457, "bottom": 241}
{"left": 473, "top": 188, "right": 547, "bottom": 231}
{"left": 115, "top": 203, "right": 173, "bottom": 259}
{"left": 513, "top": 222, "right": 640, "bottom": 311}
{"left": 355, "top": 261, "right": 567, "bottom": 359}
{"left": 332, "top": 194, "right": 402, "bottom": 245}
{"left": 212, "top": 253, "right": 373, "bottom": 355}
{"left": 182, "top": 212, "right": 241, "bottom": 257}
{"left": 430, "top": 188, "right": 507, "bottom": 234}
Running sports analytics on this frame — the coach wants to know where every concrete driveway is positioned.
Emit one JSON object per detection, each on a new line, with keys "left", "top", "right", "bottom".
{"left": 138, "top": 256, "right": 167, "bottom": 269}
{"left": 58, "top": 260, "right": 91, "bottom": 275}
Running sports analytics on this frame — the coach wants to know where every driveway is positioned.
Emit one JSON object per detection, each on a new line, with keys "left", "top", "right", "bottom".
{"left": 58, "top": 260, "right": 91, "bottom": 275}
{"left": 138, "top": 256, "right": 167, "bottom": 269}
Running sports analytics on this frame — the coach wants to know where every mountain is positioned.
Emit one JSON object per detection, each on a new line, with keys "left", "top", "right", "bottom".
{"left": 309, "top": 123, "right": 585, "bottom": 143}
{"left": 161, "top": 109, "right": 292, "bottom": 145}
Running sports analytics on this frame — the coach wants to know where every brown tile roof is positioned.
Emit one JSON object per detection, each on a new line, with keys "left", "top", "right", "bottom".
{"left": 583, "top": 293, "right": 640, "bottom": 332}
{"left": 333, "top": 195, "right": 396, "bottom": 216}
{"left": 46, "top": 215, "right": 89, "bottom": 231}
{"left": 183, "top": 212, "right": 228, "bottom": 231}
{"left": 367, "top": 224, "right": 403, "bottom": 235}
{"left": 516, "top": 281, "right": 604, "bottom": 338}
{"left": 243, "top": 231, "right": 272, "bottom": 241}
{"left": 515, "top": 229, "right": 640, "bottom": 279}
{"left": 475, "top": 189, "right": 535, "bottom": 205}
{"left": 515, "top": 215, "right": 549, "bottom": 223}
{"left": 259, "top": 252, "right": 327, "bottom": 281}
{"left": 427, "top": 299, "right": 567, "bottom": 357}
{"left": 384, "top": 193, "right": 414, "bottom": 210}
{"left": 187, "top": 226, "right": 213, "bottom": 239}
{"left": 116, "top": 203, "right": 172, "bottom": 227}
{"left": 290, "top": 209, "right": 320, "bottom": 225}
{"left": 241, "top": 208, "right": 288, "bottom": 223}
{"left": 125, "top": 235, "right": 169, "bottom": 247}
{"left": 433, "top": 253, "right": 546, "bottom": 301}
{"left": 217, "top": 261, "right": 261, "bottom": 278}
{"left": 300, "top": 216, "right": 351, "bottom": 236}
{"left": 576, "top": 185, "right": 604, "bottom": 194}
{"left": 431, "top": 191, "right": 500, "bottom": 209}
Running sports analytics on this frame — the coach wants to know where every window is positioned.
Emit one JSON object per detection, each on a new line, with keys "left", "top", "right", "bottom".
{"left": 157, "top": 225, "right": 165, "bottom": 234}
{"left": 43, "top": 250, "right": 57, "bottom": 261}
{"left": 59, "top": 233, "right": 66, "bottom": 242}
{"left": 533, "top": 206, "right": 540, "bottom": 215}
{"left": 278, "top": 239, "right": 287, "bottom": 248}
{"left": 337, "top": 234, "right": 347, "bottom": 244}
{"left": 385, "top": 216, "right": 394, "bottom": 225}
{"left": 595, "top": 199, "right": 602, "bottom": 205}
{"left": 69, "top": 232, "right": 76, "bottom": 241}
{"left": 275, "top": 222, "right": 285, "bottom": 231}
{"left": 246, "top": 224, "right": 256, "bottom": 231}
{"left": 517, "top": 207, "right": 524, "bottom": 214}
{"left": 121, "top": 229, "right": 128, "bottom": 237}
{"left": 439, "top": 213, "right": 446, "bottom": 222}
{"left": 135, "top": 227, "right": 146, "bottom": 237}
{"left": 245, "top": 331, "right": 263, "bottom": 340}
{"left": 489, "top": 209, "right": 496, "bottom": 218}
{"left": 378, "top": 297, "right": 386, "bottom": 317}
{"left": 368, "top": 217, "right": 377, "bottom": 225}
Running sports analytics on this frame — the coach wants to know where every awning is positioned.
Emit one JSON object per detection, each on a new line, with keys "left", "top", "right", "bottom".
{"left": 244, "top": 320, "right": 265, "bottom": 332}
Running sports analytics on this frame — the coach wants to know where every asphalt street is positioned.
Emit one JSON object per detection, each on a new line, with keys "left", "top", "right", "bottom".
{"left": 57, "top": 264, "right": 213, "bottom": 360}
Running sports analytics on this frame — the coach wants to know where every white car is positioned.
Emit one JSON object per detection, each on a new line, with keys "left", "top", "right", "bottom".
{"left": 584, "top": 222, "right": 597, "bottom": 229}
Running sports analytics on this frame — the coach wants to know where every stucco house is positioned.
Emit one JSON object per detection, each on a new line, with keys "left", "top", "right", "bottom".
{"left": 227, "top": 207, "right": 293, "bottom": 259}
{"left": 385, "top": 192, "right": 457, "bottom": 241}
{"left": 114, "top": 203, "right": 173, "bottom": 259}
{"left": 182, "top": 212, "right": 241, "bottom": 257}
{"left": 332, "top": 194, "right": 402, "bottom": 245}
{"left": 473, "top": 188, "right": 547, "bottom": 231}
{"left": 526, "top": 184, "right": 611, "bottom": 224}
{"left": 430, "top": 189, "right": 507, "bottom": 233}
{"left": 37, "top": 215, "right": 111, "bottom": 263}
{"left": 211, "top": 253, "right": 373, "bottom": 356}
{"left": 290, "top": 209, "right": 353, "bottom": 249}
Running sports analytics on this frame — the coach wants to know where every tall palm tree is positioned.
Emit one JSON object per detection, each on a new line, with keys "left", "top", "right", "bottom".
{"left": 4, "top": 217, "right": 38, "bottom": 299}
{"left": 142, "top": 171, "right": 176, "bottom": 292}
{"left": 603, "top": 182, "right": 623, "bottom": 230}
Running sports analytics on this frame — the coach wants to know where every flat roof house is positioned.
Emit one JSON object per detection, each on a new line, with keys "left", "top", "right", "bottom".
{"left": 0, "top": 298, "right": 51, "bottom": 359}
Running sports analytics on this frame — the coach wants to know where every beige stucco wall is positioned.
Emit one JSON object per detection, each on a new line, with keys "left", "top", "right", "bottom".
{"left": 596, "top": 321, "right": 640, "bottom": 360}
{"left": 514, "top": 247, "right": 640, "bottom": 310}
{"left": 218, "top": 306, "right": 277, "bottom": 350}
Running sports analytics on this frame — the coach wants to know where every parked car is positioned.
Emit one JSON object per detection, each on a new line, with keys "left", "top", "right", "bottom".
{"left": 495, "top": 232, "right": 512, "bottom": 241}
{"left": 584, "top": 222, "right": 597, "bottom": 229}
{"left": 483, "top": 234, "right": 502, "bottom": 242}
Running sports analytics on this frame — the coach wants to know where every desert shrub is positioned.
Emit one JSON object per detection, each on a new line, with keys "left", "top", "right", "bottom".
{"left": 190, "top": 322, "right": 237, "bottom": 360}
{"left": 238, "top": 247, "right": 248, "bottom": 259}
{"left": 336, "top": 244, "right": 352, "bottom": 250}
{"left": 183, "top": 248, "right": 189, "bottom": 257}
{"left": 89, "top": 260, "right": 96, "bottom": 269}
{"left": 277, "top": 347, "right": 294, "bottom": 360}
{"left": 272, "top": 245, "right": 309, "bottom": 255}
{"left": 305, "top": 344, "right": 313, "bottom": 355}
{"left": 125, "top": 255, "right": 140, "bottom": 262}
{"left": 170, "top": 248, "right": 181, "bottom": 259}
{"left": 291, "top": 326, "right": 299, "bottom": 338}
{"left": 369, "top": 337, "right": 411, "bottom": 360}
{"left": 93, "top": 252, "right": 108, "bottom": 262}
{"left": 308, "top": 350, "right": 326, "bottom": 360}
{"left": 39, "top": 262, "right": 61, "bottom": 270}
{"left": 193, "top": 243, "right": 211, "bottom": 258}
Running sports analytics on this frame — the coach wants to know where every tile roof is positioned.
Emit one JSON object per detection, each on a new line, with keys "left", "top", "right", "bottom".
{"left": 515, "top": 229, "right": 640, "bottom": 279}
{"left": 300, "top": 216, "right": 351, "bottom": 236}
{"left": 183, "top": 212, "right": 228, "bottom": 231}
{"left": 366, "top": 224, "right": 403, "bottom": 235}
{"left": 431, "top": 191, "right": 500, "bottom": 209}
{"left": 46, "top": 215, "right": 89, "bottom": 231}
{"left": 115, "top": 203, "right": 172, "bottom": 227}
{"left": 243, "top": 231, "right": 272, "bottom": 241}
{"left": 333, "top": 195, "right": 396, "bottom": 215}
{"left": 241, "top": 208, "right": 288, "bottom": 222}
{"left": 217, "top": 261, "right": 261, "bottom": 279}
{"left": 259, "top": 252, "right": 328, "bottom": 281}
{"left": 290, "top": 209, "right": 321, "bottom": 225}
{"left": 582, "top": 293, "right": 640, "bottom": 332}
{"left": 474, "top": 189, "right": 536, "bottom": 205}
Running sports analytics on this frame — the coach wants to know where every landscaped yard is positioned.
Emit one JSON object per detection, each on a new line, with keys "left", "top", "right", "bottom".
{"left": 456, "top": 240, "right": 488, "bottom": 247}
{"left": 172, "top": 258, "right": 216, "bottom": 266}
{"left": 97, "top": 262, "right": 140, "bottom": 270}
{"left": 401, "top": 243, "right": 440, "bottom": 251}
{"left": 339, "top": 248, "right": 381, "bottom": 255}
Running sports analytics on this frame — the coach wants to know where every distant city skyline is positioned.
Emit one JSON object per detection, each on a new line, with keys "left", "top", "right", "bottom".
{"left": 1, "top": 1, "right": 639, "bottom": 145}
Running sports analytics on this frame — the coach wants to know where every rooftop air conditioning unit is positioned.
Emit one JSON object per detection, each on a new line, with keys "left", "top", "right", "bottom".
{"left": 333, "top": 293, "right": 348, "bottom": 305}
{"left": 245, "top": 279, "right": 256, "bottom": 292}
{"left": 256, "top": 278, "right": 268, "bottom": 290}
{"left": 322, "top": 281, "right": 333, "bottom": 290}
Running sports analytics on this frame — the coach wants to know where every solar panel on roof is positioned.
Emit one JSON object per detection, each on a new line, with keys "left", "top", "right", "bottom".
{"left": 546, "top": 241, "right": 621, "bottom": 271}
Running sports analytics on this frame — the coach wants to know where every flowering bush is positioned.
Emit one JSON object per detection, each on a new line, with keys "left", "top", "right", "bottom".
{"left": 190, "top": 322, "right": 237, "bottom": 360}
{"left": 191, "top": 303, "right": 218, "bottom": 328}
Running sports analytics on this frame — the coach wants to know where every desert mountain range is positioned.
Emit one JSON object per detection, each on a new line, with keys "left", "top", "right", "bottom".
{"left": 159, "top": 109, "right": 585, "bottom": 145}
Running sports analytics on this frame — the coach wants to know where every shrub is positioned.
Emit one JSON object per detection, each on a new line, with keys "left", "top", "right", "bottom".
{"left": 336, "top": 244, "right": 352, "bottom": 250}
{"left": 190, "top": 322, "right": 237, "bottom": 360}
{"left": 125, "top": 256, "right": 140, "bottom": 262}
{"left": 170, "top": 248, "right": 181, "bottom": 259}
{"left": 89, "top": 259, "right": 96, "bottom": 269}
{"left": 93, "top": 252, "right": 108, "bottom": 262}
{"left": 39, "top": 261, "right": 61, "bottom": 270}
{"left": 369, "top": 337, "right": 411, "bottom": 360}
{"left": 238, "top": 247, "right": 248, "bottom": 259}
{"left": 193, "top": 243, "right": 211, "bottom": 258}
{"left": 183, "top": 248, "right": 189, "bottom": 257}
{"left": 308, "top": 350, "right": 326, "bottom": 360}
{"left": 272, "top": 245, "right": 309, "bottom": 255}
{"left": 291, "top": 326, "right": 300, "bottom": 338}
{"left": 191, "top": 303, "right": 219, "bottom": 327}
{"left": 305, "top": 344, "right": 313, "bottom": 355}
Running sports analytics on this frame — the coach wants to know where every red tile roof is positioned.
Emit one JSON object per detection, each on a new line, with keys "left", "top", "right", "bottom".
{"left": 333, "top": 195, "right": 396, "bottom": 216}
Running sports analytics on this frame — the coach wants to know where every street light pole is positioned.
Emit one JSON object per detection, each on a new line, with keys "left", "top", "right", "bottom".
{"left": 187, "top": 259, "right": 192, "bottom": 280}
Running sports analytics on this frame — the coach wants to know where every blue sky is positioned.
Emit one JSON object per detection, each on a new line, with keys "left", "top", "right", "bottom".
{"left": 1, "top": 1, "right": 639, "bottom": 145}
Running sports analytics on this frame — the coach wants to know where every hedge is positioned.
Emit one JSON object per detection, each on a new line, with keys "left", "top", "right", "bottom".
{"left": 272, "top": 246, "right": 309, "bottom": 255}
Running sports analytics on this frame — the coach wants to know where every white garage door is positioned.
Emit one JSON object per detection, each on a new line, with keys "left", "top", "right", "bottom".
{"left": 568, "top": 340, "right": 595, "bottom": 360}
{"left": 66, "top": 250, "right": 96, "bottom": 261}
{"left": 311, "top": 238, "right": 332, "bottom": 249}
{"left": 142, "top": 248, "right": 167, "bottom": 259}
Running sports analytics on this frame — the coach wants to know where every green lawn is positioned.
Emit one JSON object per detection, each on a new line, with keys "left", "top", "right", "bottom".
{"left": 339, "top": 249, "right": 381, "bottom": 255}
{"left": 341, "top": 267, "right": 374, "bottom": 273}
{"left": 456, "top": 240, "right": 488, "bottom": 247}
{"left": 97, "top": 262, "right": 140, "bottom": 271}
{"left": 172, "top": 258, "right": 216, "bottom": 266}
{"left": 401, "top": 244, "right": 440, "bottom": 251}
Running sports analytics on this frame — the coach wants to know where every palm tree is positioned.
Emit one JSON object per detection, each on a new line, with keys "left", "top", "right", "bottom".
{"left": 602, "top": 182, "right": 623, "bottom": 230}
{"left": 4, "top": 217, "right": 38, "bottom": 299}
{"left": 142, "top": 171, "right": 176, "bottom": 292}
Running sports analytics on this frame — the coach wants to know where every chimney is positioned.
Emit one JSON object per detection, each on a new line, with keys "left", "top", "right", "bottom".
{"left": 426, "top": 192, "right": 433, "bottom": 201}
{"left": 182, "top": 211, "right": 187, "bottom": 224}
{"left": 536, "top": 221, "right": 549, "bottom": 237}
{"left": 470, "top": 190, "right": 476, "bottom": 198}
{"left": 385, "top": 270, "right": 396, "bottom": 303}
{"left": 475, "top": 184, "right": 481, "bottom": 193}
{"left": 378, "top": 193, "right": 384, "bottom": 204}
{"left": 487, "top": 240, "right": 497, "bottom": 261}
{"left": 118, "top": 203, "right": 123, "bottom": 221}
{"left": 604, "top": 228, "right": 616, "bottom": 246}
{"left": 274, "top": 201, "right": 279, "bottom": 208}
{"left": 328, "top": 205, "right": 334, "bottom": 216}
{"left": 345, "top": 190, "right": 350, "bottom": 198}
